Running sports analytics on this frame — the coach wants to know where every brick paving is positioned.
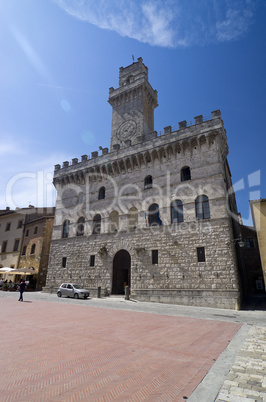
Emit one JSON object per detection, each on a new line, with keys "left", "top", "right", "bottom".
{"left": 0, "top": 297, "right": 241, "bottom": 401}
{"left": 215, "top": 326, "right": 266, "bottom": 402}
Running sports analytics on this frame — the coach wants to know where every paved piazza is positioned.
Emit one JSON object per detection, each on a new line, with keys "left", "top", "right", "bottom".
{"left": 0, "top": 291, "right": 265, "bottom": 401}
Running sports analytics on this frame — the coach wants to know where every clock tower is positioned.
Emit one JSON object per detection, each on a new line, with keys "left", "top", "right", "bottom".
{"left": 108, "top": 57, "right": 158, "bottom": 150}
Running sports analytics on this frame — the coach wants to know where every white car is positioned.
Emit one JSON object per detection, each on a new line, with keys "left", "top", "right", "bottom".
{"left": 57, "top": 283, "right": 90, "bottom": 299}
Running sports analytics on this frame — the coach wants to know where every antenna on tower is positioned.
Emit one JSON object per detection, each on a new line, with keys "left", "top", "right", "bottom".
{"left": 132, "top": 55, "right": 135, "bottom": 62}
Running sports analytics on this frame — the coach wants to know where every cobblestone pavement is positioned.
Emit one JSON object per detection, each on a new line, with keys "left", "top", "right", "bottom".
{"left": 215, "top": 326, "right": 266, "bottom": 402}
{"left": 0, "top": 291, "right": 266, "bottom": 401}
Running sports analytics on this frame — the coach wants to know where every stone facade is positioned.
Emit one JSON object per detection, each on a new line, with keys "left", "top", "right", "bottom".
{"left": 18, "top": 208, "right": 55, "bottom": 290}
{"left": 45, "top": 58, "right": 241, "bottom": 309}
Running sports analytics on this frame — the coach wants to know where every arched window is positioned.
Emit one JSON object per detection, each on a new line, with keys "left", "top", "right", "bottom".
{"left": 93, "top": 214, "right": 101, "bottom": 234}
{"left": 128, "top": 207, "right": 138, "bottom": 231}
{"left": 77, "top": 193, "right": 84, "bottom": 204}
{"left": 171, "top": 200, "right": 184, "bottom": 223}
{"left": 109, "top": 211, "right": 119, "bottom": 233}
{"left": 195, "top": 195, "right": 210, "bottom": 220}
{"left": 30, "top": 243, "right": 36, "bottom": 255}
{"left": 144, "top": 175, "right": 153, "bottom": 189}
{"left": 98, "top": 187, "right": 105, "bottom": 200}
{"left": 148, "top": 203, "right": 162, "bottom": 227}
{"left": 62, "top": 220, "right": 70, "bottom": 238}
{"left": 76, "top": 217, "right": 85, "bottom": 236}
{"left": 181, "top": 166, "right": 191, "bottom": 181}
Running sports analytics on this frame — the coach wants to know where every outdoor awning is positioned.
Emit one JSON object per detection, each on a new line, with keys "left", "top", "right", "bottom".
{"left": 7, "top": 268, "right": 35, "bottom": 275}
{"left": 0, "top": 267, "right": 15, "bottom": 272}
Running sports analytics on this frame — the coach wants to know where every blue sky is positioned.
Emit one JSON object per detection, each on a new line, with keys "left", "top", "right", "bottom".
{"left": 0, "top": 0, "right": 265, "bottom": 225}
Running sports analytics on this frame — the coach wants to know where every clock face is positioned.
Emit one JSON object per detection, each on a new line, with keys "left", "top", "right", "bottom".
{"left": 117, "top": 120, "right": 137, "bottom": 140}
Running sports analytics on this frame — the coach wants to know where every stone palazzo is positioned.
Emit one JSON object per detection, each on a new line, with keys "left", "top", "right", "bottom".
{"left": 45, "top": 58, "right": 241, "bottom": 309}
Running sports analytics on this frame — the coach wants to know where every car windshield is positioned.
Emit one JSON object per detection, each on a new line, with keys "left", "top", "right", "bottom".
{"left": 72, "top": 284, "right": 83, "bottom": 289}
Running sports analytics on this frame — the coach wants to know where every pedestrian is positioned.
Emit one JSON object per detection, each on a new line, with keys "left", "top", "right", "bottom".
{"left": 18, "top": 279, "right": 26, "bottom": 302}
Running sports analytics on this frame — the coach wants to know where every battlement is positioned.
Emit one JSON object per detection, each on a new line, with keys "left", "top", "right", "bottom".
{"left": 54, "top": 110, "right": 223, "bottom": 174}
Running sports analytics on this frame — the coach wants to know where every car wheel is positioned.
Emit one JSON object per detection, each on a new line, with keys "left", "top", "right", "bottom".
{"left": 74, "top": 293, "right": 79, "bottom": 299}
{"left": 57, "top": 291, "right": 62, "bottom": 297}
{"left": 84, "top": 296, "right": 88, "bottom": 299}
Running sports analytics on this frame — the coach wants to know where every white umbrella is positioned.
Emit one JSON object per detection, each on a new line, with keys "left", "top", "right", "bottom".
{"left": 0, "top": 267, "right": 15, "bottom": 272}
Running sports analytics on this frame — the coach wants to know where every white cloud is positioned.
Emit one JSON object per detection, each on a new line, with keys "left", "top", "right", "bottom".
{"left": 216, "top": 5, "right": 254, "bottom": 42}
{"left": 52, "top": 0, "right": 258, "bottom": 48}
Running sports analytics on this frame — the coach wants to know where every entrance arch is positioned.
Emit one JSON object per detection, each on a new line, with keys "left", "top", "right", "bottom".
{"left": 112, "top": 250, "right": 131, "bottom": 295}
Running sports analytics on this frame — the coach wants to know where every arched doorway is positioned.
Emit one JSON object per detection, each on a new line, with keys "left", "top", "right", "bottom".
{"left": 112, "top": 250, "right": 131, "bottom": 295}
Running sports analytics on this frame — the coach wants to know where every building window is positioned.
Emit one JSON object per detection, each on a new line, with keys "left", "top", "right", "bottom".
{"left": 246, "top": 238, "right": 255, "bottom": 248}
{"left": 17, "top": 220, "right": 23, "bottom": 229}
{"left": 195, "top": 195, "right": 210, "bottom": 220}
{"left": 90, "top": 255, "right": 95, "bottom": 267}
{"left": 181, "top": 166, "right": 191, "bottom": 181}
{"left": 22, "top": 246, "right": 27, "bottom": 255}
{"left": 77, "top": 192, "right": 84, "bottom": 204}
{"left": 76, "top": 217, "right": 85, "bottom": 236}
{"left": 62, "top": 257, "right": 67, "bottom": 268}
{"left": 144, "top": 175, "right": 153, "bottom": 189}
{"left": 171, "top": 200, "right": 184, "bottom": 223}
{"left": 197, "top": 247, "right": 205, "bottom": 262}
{"left": 25, "top": 229, "right": 29, "bottom": 237}
{"left": 109, "top": 211, "right": 119, "bottom": 233}
{"left": 148, "top": 203, "right": 162, "bottom": 227}
{"left": 92, "top": 214, "right": 101, "bottom": 234}
{"left": 62, "top": 220, "right": 70, "bottom": 238}
{"left": 5, "top": 222, "right": 11, "bottom": 231}
{"left": 34, "top": 226, "right": 38, "bottom": 235}
{"left": 98, "top": 187, "right": 105, "bottom": 200}
{"left": 13, "top": 239, "right": 20, "bottom": 252}
{"left": 128, "top": 207, "right": 138, "bottom": 231}
{"left": 152, "top": 250, "right": 158, "bottom": 264}
{"left": 2, "top": 241, "right": 7, "bottom": 253}
{"left": 30, "top": 244, "right": 36, "bottom": 255}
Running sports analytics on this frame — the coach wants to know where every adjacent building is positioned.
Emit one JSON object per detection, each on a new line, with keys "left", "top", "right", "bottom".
{"left": 45, "top": 58, "right": 242, "bottom": 309}
{"left": 17, "top": 208, "right": 55, "bottom": 289}
{"left": 0, "top": 207, "right": 25, "bottom": 269}
{"left": 0, "top": 206, "right": 55, "bottom": 289}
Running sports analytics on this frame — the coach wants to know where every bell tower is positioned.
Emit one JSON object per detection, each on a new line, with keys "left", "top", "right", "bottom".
{"left": 108, "top": 57, "right": 158, "bottom": 150}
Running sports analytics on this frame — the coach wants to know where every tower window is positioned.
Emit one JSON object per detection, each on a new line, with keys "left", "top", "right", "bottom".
{"left": 93, "top": 215, "right": 101, "bottom": 234}
{"left": 90, "top": 255, "right": 95, "bottom": 267}
{"left": 98, "top": 187, "right": 105, "bottom": 200}
{"left": 171, "top": 200, "right": 184, "bottom": 223}
{"left": 144, "top": 175, "right": 153, "bottom": 189}
{"left": 152, "top": 250, "right": 158, "bottom": 265}
{"left": 77, "top": 217, "right": 85, "bottom": 236}
{"left": 195, "top": 195, "right": 210, "bottom": 220}
{"left": 62, "top": 220, "right": 70, "bottom": 238}
{"left": 181, "top": 166, "right": 191, "bottom": 181}
{"left": 148, "top": 204, "right": 162, "bottom": 227}
{"left": 197, "top": 247, "right": 205, "bottom": 262}
{"left": 62, "top": 257, "right": 67, "bottom": 268}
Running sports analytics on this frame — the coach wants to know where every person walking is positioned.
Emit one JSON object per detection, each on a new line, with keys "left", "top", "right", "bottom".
{"left": 18, "top": 279, "right": 26, "bottom": 302}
